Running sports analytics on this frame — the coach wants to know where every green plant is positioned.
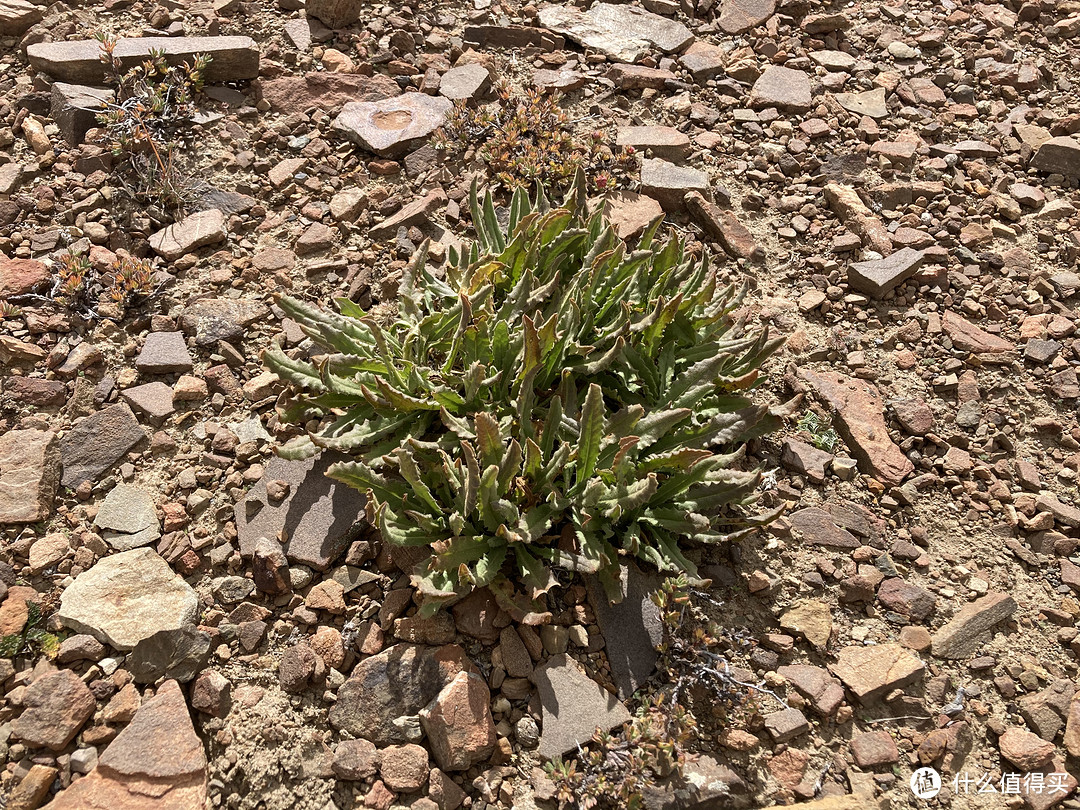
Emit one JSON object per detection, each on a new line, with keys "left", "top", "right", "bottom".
{"left": 796, "top": 410, "right": 840, "bottom": 453}
{"left": 94, "top": 35, "right": 210, "bottom": 212}
{"left": 0, "top": 301, "right": 21, "bottom": 321}
{"left": 55, "top": 249, "right": 156, "bottom": 318}
{"left": 265, "top": 176, "right": 783, "bottom": 618}
{"left": 0, "top": 602, "right": 60, "bottom": 660}
{"left": 432, "top": 83, "right": 636, "bottom": 194}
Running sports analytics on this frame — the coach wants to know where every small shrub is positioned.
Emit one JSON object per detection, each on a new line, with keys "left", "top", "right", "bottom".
{"left": 0, "top": 301, "right": 21, "bottom": 321}
{"left": 431, "top": 83, "right": 636, "bottom": 194}
{"left": 796, "top": 410, "right": 840, "bottom": 453}
{"left": 0, "top": 601, "right": 60, "bottom": 661}
{"left": 55, "top": 249, "right": 156, "bottom": 319}
{"left": 94, "top": 35, "right": 210, "bottom": 213}
{"left": 266, "top": 176, "right": 783, "bottom": 618}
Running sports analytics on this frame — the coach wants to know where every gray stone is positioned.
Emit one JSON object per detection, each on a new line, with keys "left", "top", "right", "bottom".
{"left": 120, "top": 381, "right": 176, "bottom": 425}
{"left": 305, "top": 0, "right": 362, "bottom": 26}
{"left": 178, "top": 297, "right": 269, "bottom": 347}
{"left": 0, "top": 429, "right": 60, "bottom": 525}
{"left": 640, "top": 158, "right": 709, "bottom": 212}
{"left": 829, "top": 643, "right": 925, "bottom": 702}
{"left": 834, "top": 87, "right": 888, "bottom": 118}
{"left": 717, "top": 0, "right": 775, "bottom": 34}
{"left": 586, "top": 563, "right": 663, "bottom": 699}
{"left": 615, "top": 125, "right": 691, "bottom": 161}
{"left": 329, "top": 644, "right": 472, "bottom": 746}
{"left": 234, "top": 451, "right": 367, "bottom": 571}
{"left": 60, "top": 404, "right": 146, "bottom": 488}
{"left": 0, "top": 0, "right": 41, "bottom": 34}
{"left": 149, "top": 208, "right": 227, "bottom": 260}
{"left": 531, "top": 653, "right": 631, "bottom": 759}
{"left": 128, "top": 626, "right": 212, "bottom": 683}
{"left": 94, "top": 484, "right": 161, "bottom": 550}
{"left": 50, "top": 82, "right": 114, "bottom": 145}
{"left": 586, "top": 3, "right": 694, "bottom": 53}
{"left": 763, "top": 707, "right": 810, "bottom": 743}
{"left": 1025, "top": 339, "right": 1062, "bottom": 364}
{"left": 1032, "top": 136, "right": 1080, "bottom": 176}
{"left": 749, "top": 66, "right": 813, "bottom": 111}
{"left": 438, "top": 64, "right": 492, "bottom": 102}
{"left": 28, "top": 36, "right": 260, "bottom": 84}
{"left": 930, "top": 592, "right": 1017, "bottom": 659}
{"left": 847, "top": 247, "right": 926, "bottom": 297}
{"left": 332, "top": 94, "right": 453, "bottom": 158}
{"left": 538, "top": 5, "right": 649, "bottom": 63}
{"left": 58, "top": 548, "right": 199, "bottom": 651}
{"left": 136, "top": 331, "right": 194, "bottom": 374}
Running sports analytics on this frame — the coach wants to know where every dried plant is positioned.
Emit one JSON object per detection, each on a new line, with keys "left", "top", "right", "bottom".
{"left": 432, "top": 82, "right": 636, "bottom": 194}
{"left": 55, "top": 249, "right": 157, "bottom": 319}
{"left": 93, "top": 34, "right": 210, "bottom": 213}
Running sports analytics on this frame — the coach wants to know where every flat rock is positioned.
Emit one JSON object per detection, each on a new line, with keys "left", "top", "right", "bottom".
{"left": 439, "top": 63, "right": 492, "bottom": 102}
{"left": 930, "top": 591, "right": 1017, "bottom": 659}
{"left": 178, "top": 296, "right": 269, "bottom": 347}
{"left": 779, "top": 600, "right": 833, "bottom": 648}
{"left": 29, "top": 36, "right": 259, "bottom": 84}
{"left": 586, "top": 3, "right": 694, "bottom": 53}
{"left": 0, "top": 429, "right": 60, "bottom": 525}
{"left": 329, "top": 643, "right": 471, "bottom": 745}
{"left": 136, "top": 331, "right": 193, "bottom": 374}
{"left": 333, "top": 94, "right": 452, "bottom": 158}
{"left": 942, "top": 310, "right": 1013, "bottom": 353}
{"left": 51, "top": 82, "right": 114, "bottom": 145}
{"left": 777, "top": 664, "right": 845, "bottom": 716}
{"left": 58, "top": 547, "right": 199, "bottom": 651}
{"left": 94, "top": 483, "right": 161, "bottom": 550}
{"left": 120, "top": 380, "right": 176, "bottom": 425}
{"left": 586, "top": 562, "right": 663, "bottom": 699}
{"left": 834, "top": 87, "right": 888, "bottom": 118}
{"left": 50, "top": 680, "right": 207, "bottom": 809}
{"left": 800, "top": 369, "right": 913, "bottom": 485}
{"left": 640, "top": 158, "right": 709, "bottom": 212}
{"left": 60, "top": 404, "right": 145, "bottom": 488}
{"left": 234, "top": 451, "right": 366, "bottom": 571}
{"left": 597, "top": 190, "right": 664, "bottom": 240}
{"left": 0, "top": 257, "right": 49, "bottom": 298}
{"left": 128, "top": 626, "right": 212, "bottom": 683}
{"left": 420, "top": 670, "right": 497, "bottom": 771}
{"left": 306, "top": 0, "right": 362, "bottom": 27}
{"left": 369, "top": 187, "right": 447, "bottom": 241}
{"left": 823, "top": 183, "right": 893, "bottom": 254}
{"left": 0, "top": 0, "right": 42, "bottom": 35}
{"left": 149, "top": 208, "right": 227, "bottom": 260}
{"left": 717, "top": 0, "right": 775, "bottom": 33}
{"left": 685, "top": 191, "right": 764, "bottom": 260}
{"left": 12, "top": 669, "right": 95, "bottom": 751}
{"left": 789, "top": 506, "right": 860, "bottom": 549}
{"left": 531, "top": 653, "right": 631, "bottom": 759}
{"left": 260, "top": 72, "right": 401, "bottom": 113}
{"left": 848, "top": 248, "right": 926, "bottom": 297}
{"left": 538, "top": 5, "right": 649, "bottom": 63}
{"left": 616, "top": 125, "right": 691, "bottom": 161}
{"left": 829, "top": 643, "right": 925, "bottom": 702}
{"left": 1032, "top": 136, "right": 1080, "bottom": 177}
{"left": 750, "top": 66, "right": 812, "bottom": 111}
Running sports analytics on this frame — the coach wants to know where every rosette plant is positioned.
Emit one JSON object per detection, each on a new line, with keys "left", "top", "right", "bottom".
{"left": 265, "top": 173, "right": 783, "bottom": 620}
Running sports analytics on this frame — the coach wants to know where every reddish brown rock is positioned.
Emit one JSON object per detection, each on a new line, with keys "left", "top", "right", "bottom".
{"left": 0, "top": 429, "right": 60, "bottom": 525}
{"left": 0, "top": 258, "right": 49, "bottom": 297}
{"left": 777, "top": 664, "right": 845, "bottom": 716}
{"left": 999, "top": 727, "right": 1055, "bottom": 771}
{"left": 930, "top": 592, "right": 1017, "bottom": 659}
{"left": 851, "top": 730, "right": 899, "bottom": 767}
{"left": 378, "top": 743, "right": 430, "bottom": 792}
{"left": 49, "top": 680, "right": 207, "bottom": 809}
{"left": 261, "top": 72, "right": 402, "bottom": 113}
{"left": 6, "top": 764, "right": 58, "bottom": 810}
{"left": 420, "top": 670, "right": 497, "bottom": 772}
{"left": 686, "top": 191, "right": 764, "bottom": 261}
{"left": 942, "top": 311, "right": 1013, "bottom": 354}
{"left": 829, "top": 644, "right": 925, "bottom": 703}
{"left": 12, "top": 669, "right": 95, "bottom": 751}
{"left": 800, "top": 369, "right": 914, "bottom": 485}
{"left": 823, "top": 184, "right": 893, "bottom": 255}
{"left": 717, "top": 0, "right": 775, "bottom": 34}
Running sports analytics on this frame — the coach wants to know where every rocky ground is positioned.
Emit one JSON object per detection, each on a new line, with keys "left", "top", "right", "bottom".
{"left": 1, "top": 0, "right": 1080, "bottom": 807}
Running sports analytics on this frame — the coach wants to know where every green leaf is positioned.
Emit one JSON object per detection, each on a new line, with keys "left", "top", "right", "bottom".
{"left": 575, "top": 383, "right": 604, "bottom": 491}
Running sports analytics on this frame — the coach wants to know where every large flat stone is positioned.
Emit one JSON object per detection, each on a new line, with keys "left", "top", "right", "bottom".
{"left": 531, "top": 653, "right": 631, "bottom": 759}
{"left": 60, "top": 404, "right": 146, "bottom": 488}
{"left": 930, "top": 592, "right": 1017, "bottom": 659}
{"left": 58, "top": 548, "right": 199, "bottom": 651}
{"left": 640, "top": 158, "right": 709, "bottom": 212}
{"left": 332, "top": 94, "right": 452, "bottom": 158}
{"left": 800, "top": 369, "right": 914, "bottom": 485}
{"left": 717, "top": 0, "right": 775, "bottom": 33}
{"left": 0, "top": 429, "right": 60, "bottom": 524}
{"left": 260, "top": 72, "right": 401, "bottom": 114}
{"left": 750, "top": 66, "right": 812, "bottom": 111}
{"left": 538, "top": 5, "right": 649, "bottom": 63}
{"left": 829, "top": 643, "right": 925, "bottom": 703}
{"left": 0, "top": 257, "right": 49, "bottom": 298}
{"left": 50, "top": 680, "right": 207, "bottom": 810}
{"left": 942, "top": 310, "right": 1013, "bottom": 354}
{"left": 847, "top": 248, "right": 926, "bottom": 297}
{"left": 0, "top": 0, "right": 42, "bottom": 35}
{"left": 234, "top": 451, "right": 367, "bottom": 571}
{"left": 28, "top": 36, "right": 260, "bottom": 84}
{"left": 51, "top": 82, "right": 114, "bottom": 145}
{"left": 149, "top": 208, "right": 227, "bottom": 261}
{"left": 586, "top": 563, "right": 663, "bottom": 699}
{"left": 1032, "top": 136, "right": 1080, "bottom": 177}
{"left": 586, "top": 3, "right": 694, "bottom": 53}
{"left": 12, "top": 669, "right": 95, "bottom": 751}
{"left": 94, "top": 483, "right": 162, "bottom": 551}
